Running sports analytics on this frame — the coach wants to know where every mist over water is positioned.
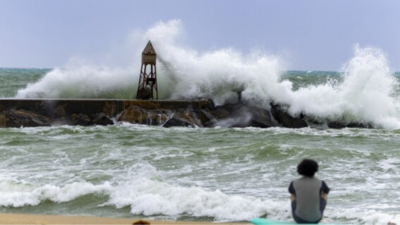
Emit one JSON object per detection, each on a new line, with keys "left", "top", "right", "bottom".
{"left": 14, "top": 19, "right": 400, "bottom": 129}
{"left": 280, "top": 45, "right": 400, "bottom": 128}
{"left": 16, "top": 65, "right": 134, "bottom": 99}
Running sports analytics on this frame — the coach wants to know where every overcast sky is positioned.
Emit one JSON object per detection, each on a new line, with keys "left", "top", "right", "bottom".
{"left": 0, "top": 0, "right": 399, "bottom": 71}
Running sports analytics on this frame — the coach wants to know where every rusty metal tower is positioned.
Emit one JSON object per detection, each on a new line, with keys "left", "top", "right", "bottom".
{"left": 136, "top": 41, "right": 158, "bottom": 100}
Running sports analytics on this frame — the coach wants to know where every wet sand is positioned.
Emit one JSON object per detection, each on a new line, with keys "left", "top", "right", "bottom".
{"left": 0, "top": 213, "right": 251, "bottom": 225}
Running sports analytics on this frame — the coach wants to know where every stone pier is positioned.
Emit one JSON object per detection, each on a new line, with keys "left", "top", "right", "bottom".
{"left": 0, "top": 98, "right": 214, "bottom": 128}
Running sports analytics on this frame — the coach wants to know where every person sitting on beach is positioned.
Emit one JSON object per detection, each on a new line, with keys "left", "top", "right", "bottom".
{"left": 288, "top": 159, "right": 330, "bottom": 224}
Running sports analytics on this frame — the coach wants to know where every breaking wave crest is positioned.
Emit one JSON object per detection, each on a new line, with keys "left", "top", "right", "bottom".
{"left": 15, "top": 20, "right": 400, "bottom": 128}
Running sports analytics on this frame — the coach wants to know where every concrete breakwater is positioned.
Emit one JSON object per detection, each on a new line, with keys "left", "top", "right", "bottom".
{"left": 0, "top": 98, "right": 370, "bottom": 129}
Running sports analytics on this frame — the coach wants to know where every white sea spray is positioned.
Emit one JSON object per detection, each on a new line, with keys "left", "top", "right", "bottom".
{"left": 14, "top": 20, "right": 400, "bottom": 128}
{"left": 282, "top": 45, "right": 400, "bottom": 128}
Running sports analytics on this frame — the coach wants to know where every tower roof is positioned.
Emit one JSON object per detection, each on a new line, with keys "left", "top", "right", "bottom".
{"left": 142, "top": 41, "right": 156, "bottom": 55}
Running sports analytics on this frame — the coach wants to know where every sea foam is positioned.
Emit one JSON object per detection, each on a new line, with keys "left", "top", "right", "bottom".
{"left": 282, "top": 45, "right": 400, "bottom": 128}
{"left": 15, "top": 20, "right": 400, "bottom": 128}
{"left": 1, "top": 176, "right": 397, "bottom": 224}
{"left": 105, "top": 177, "right": 282, "bottom": 221}
{"left": 0, "top": 180, "right": 111, "bottom": 207}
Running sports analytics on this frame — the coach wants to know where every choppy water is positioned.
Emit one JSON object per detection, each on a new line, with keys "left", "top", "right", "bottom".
{"left": 1, "top": 20, "right": 400, "bottom": 224}
{"left": 1, "top": 68, "right": 400, "bottom": 224}
{"left": 0, "top": 124, "right": 400, "bottom": 224}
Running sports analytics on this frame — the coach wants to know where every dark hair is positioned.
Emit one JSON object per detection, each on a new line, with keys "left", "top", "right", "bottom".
{"left": 297, "top": 159, "right": 319, "bottom": 177}
{"left": 132, "top": 220, "right": 151, "bottom": 225}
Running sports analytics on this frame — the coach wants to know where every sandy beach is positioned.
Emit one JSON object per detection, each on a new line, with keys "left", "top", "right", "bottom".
{"left": 0, "top": 213, "right": 251, "bottom": 225}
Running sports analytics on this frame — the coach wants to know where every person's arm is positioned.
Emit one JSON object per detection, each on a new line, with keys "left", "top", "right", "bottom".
{"left": 321, "top": 192, "right": 328, "bottom": 201}
{"left": 288, "top": 181, "right": 296, "bottom": 201}
{"left": 321, "top": 181, "right": 330, "bottom": 200}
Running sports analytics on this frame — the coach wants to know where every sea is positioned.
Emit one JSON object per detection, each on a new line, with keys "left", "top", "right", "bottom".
{"left": 1, "top": 21, "right": 400, "bottom": 225}
{"left": 1, "top": 66, "right": 400, "bottom": 225}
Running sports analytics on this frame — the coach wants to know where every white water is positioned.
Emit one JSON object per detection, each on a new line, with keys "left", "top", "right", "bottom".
{"left": 15, "top": 64, "right": 135, "bottom": 99}
{"left": 15, "top": 20, "right": 400, "bottom": 128}
{"left": 1, "top": 125, "right": 400, "bottom": 224}
{"left": 1, "top": 174, "right": 399, "bottom": 223}
{"left": 282, "top": 45, "right": 400, "bottom": 128}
